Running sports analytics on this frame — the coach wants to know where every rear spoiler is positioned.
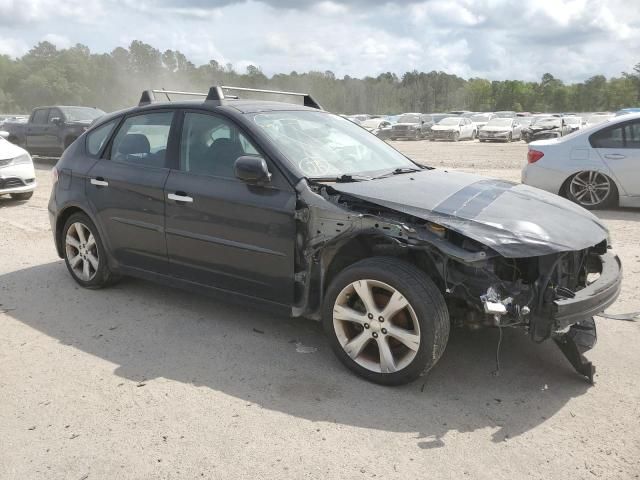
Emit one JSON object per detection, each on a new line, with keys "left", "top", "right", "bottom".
{"left": 138, "top": 86, "right": 322, "bottom": 110}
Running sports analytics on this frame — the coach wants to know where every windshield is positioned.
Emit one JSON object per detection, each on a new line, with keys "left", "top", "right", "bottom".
{"left": 397, "top": 114, "right": 420, "bottom": 124}
{"left": 564, "top": 117, "right": 580, "bottom": 124}
{"left": 361, "top": 119, "right": 383, "bottom": 128}
{"left": 486, "top": 118, "right": 512, "bottom": 127}
{"left": 61, "top": 107, "right": 105, "bottom": 122}
{"left": 470, "top": 114, "right": 491, "bottom": 122}
{"left": 438, "top": 117, "right": 461, "bottom": 126}
{"left": 250, "top": 111, "right": 416, "bottom": 178}
{"left": 534, "top": 118, "right": 561, "bottom": 127}
{"left": 586, "top": 115, "right": 611, "bottom": 124}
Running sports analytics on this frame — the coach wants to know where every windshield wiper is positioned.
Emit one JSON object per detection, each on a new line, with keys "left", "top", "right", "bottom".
{"left": 370, "top": 167, "right": 423, "bottom": 180}
{"left": 311, "top": 173, "right": 373, "bottom": 183}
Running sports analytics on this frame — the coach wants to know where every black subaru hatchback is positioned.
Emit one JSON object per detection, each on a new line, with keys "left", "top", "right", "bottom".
{"left": 49, "top": 86, "right": 622, "bottom": 385}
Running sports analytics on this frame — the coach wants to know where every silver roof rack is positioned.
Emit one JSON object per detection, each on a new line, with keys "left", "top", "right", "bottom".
{"left": 138, "top": 86, "right": 322, "bottom": 109}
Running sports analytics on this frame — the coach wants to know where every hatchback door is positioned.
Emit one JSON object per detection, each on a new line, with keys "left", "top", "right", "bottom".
{"left": 85, "top": 110, "right": 175, "bottom": 273}
{"left": 590, "top": 118, "right": 640, "bottom": 196}
{"left": 164, "top": 111, "right": 296, "bottom": 305}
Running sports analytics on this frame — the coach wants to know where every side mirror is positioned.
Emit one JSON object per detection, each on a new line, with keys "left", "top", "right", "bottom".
{"left": 234, "top": 156, "right": 271, "bottom": 184}
{"left": 0, "top": 131, "right": 8, "bottom": 139}
{"left": 51, "top": 117, "right": 63, "bottom": 125}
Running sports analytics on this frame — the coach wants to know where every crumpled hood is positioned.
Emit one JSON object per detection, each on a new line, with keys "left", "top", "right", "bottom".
{"left": 330, "top": 169, "right": 608, "bottom": 258}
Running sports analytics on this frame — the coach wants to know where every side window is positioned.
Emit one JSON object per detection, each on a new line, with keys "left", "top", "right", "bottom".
{"left": 180, "top": 112, "right": 260, "bottom": 178}
{"left": 86, "top": 119, "right": 119, "bottom": 157}
{"left": 623, "top": 122, "right": 640, "bottom": 149}
{"left": 110, "top": 111, "right": 174, "bottom": 168}
{"left": 32, "top": 109, "right": 48, "bottom": 124}
{"left": 47, "top": 109, "right": 62, "bottom": 124}
{"left": 590, "top": 126, "right": 624, "bottom": 149}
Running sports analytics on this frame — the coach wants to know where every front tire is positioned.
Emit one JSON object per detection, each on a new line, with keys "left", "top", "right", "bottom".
{"left": 323, "top": 257, "right": 450, "bottom": 386}
{"left": 10, "top": 191, "right": 33, "bottom": 200}
{"left": 62, "top": 212, "right": 118, "bottom": 289}
{"left": 452, "top": 132, "right": 460, "bottom": 142}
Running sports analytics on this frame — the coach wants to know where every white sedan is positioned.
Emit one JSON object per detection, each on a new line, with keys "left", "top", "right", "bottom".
{"left": 522, "top": 113, "right": 640, "bottom": 209}
{"left": 430, "top": 117, "right": 476, "bottom": 141}
{"left": 0, "top": 132, "right": 36, "bottom": 200}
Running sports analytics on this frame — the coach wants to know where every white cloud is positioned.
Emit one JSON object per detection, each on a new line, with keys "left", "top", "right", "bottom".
{"left": 0, "top": 0, "right": 637, "bottom": 82}
{"left": 42, "top": 34, "right": 72, "bottom": 49}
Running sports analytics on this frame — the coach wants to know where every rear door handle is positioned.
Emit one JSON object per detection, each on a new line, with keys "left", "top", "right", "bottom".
{"left": 604, "top": 153, "right": 626, "bottom": 160}
{"left": 90, "top": 177, "right": 109, "bottom": 187}
{"left": 168, "top": 192, "right": 193, "bottom": 203}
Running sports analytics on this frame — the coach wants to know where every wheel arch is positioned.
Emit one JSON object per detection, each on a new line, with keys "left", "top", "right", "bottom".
{"left": 558, "top": 169, "right": 621, "bottom": 204}
{"left": 54, "top": 204, "right": 107, "bottom": 259}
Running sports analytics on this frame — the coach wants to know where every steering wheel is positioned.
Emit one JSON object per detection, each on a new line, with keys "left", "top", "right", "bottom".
{"left": 298, "top": 155, "right": 332, "bottom": 177}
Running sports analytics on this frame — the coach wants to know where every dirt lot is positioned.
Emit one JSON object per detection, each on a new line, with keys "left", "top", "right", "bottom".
{"left": 1, "top": 141, "right": 639, "bottom": 479}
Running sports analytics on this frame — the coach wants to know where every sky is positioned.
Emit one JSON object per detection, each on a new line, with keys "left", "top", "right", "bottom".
{"left": 0, "top": 0, "right": 638, "bottom": 82}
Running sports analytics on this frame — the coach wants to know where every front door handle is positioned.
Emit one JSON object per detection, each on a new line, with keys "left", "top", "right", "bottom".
{"left": 604, "top": 153, "right": 626, "bottom": 160}
{"left": 168, "top": 192, "right": 193, "bottom": 203}
{"left": 90, "top": 177, "right": 109, "bottom": 187}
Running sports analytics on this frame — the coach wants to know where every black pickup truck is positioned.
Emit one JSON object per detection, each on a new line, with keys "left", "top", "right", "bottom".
{"left": 2, "top": 106, "right": 105, "bottom": 156}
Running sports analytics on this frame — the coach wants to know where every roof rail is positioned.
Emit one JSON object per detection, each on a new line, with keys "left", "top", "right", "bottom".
{"left": 138, "top": 86, "right": 322, "bottom": 109}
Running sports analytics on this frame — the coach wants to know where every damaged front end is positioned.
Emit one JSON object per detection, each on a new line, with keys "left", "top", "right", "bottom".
{"left": 292, "top": 174, "right": 622, "bottom": 382}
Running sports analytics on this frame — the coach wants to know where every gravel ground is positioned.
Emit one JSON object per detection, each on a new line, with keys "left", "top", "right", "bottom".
{"left": 1, "top": 141, "right": 639, "bottom": 479}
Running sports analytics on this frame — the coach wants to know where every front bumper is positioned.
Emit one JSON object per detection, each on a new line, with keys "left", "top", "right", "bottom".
{"left": 553, "top": 252, "right": 622, "bottom": 328}
{"left": 479, "top": 131, "right": 509, "bottom": 140}
{"left": 431, "top": 130, "right": 457, "bottom": 140}
{"left": 0, "top": 162, "right": 37, "bottom": 194}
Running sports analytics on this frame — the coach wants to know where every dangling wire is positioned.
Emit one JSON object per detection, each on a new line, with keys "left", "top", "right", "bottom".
{"left": 492, "top": 325, "right": 504, "bottom": 376}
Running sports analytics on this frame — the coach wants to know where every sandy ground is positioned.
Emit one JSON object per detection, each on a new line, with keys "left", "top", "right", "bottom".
{"left": 1, "top": 141, "right": 639, "bottom": 480}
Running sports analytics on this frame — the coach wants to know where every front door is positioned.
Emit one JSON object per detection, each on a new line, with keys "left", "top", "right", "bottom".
{"left": 85, "top": 110, "right": 176, "bottom": 273}
{"left": 25, "top": 108, "right": 49, "bottom": 153}
{"left": 164, "top": 111, "right": 297, "bottom": 305}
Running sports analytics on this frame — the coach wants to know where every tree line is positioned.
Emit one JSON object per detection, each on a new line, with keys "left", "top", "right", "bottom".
{"left": 0, "top": 40, "right": 639, "bottom": 115}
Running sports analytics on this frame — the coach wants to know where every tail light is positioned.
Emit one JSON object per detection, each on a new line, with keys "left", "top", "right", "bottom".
{"left": 527, "top": 149, "right": 544, "bottom": 164}
{"left": 51, "top": 166, "right": 59, "bottom": 184}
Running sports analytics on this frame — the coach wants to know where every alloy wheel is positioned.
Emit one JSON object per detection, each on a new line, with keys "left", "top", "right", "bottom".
{"left": 65, "top": 222, "right": 99, "bottom": 281}
{"left": 332, "top": 279, "right": 421, "bottom": 374}
{"left": 569, "top": 171, "right": 611, "bottom": 207}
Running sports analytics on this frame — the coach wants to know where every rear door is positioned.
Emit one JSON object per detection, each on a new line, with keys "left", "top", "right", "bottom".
{"left": 591, "top": 119, "right": 640, "bottom": 197}
{"left": 85, "top": 110, "right": 176, "bottom": 273}
{"left": 164, "top": 110, "right": 296, "bottom": 305}
{"left": 25, "top": 108, "right": 49, "bottom": 153}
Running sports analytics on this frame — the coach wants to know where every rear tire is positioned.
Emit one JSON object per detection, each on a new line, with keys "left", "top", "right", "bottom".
{"left": 564, "top": 171, "right": 618, "bottom": 210}
{"left": 62, "top": 212, "right": 119, "bottom": 289}
{"left": 323, "top": 257, "right": 450, "bottom": 386}
{"left": 10, "top": 191, "right": 33, "bottom": 200}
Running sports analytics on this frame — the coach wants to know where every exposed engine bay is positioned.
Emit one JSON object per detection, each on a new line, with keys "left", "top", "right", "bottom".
{"left": 291, "top": 172, "right": 622, "bottom": 383}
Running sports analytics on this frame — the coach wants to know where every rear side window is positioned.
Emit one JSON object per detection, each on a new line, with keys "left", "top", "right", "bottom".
{"left": 32, "top": 109, "right": 48, "bottom": 124}
{"left": 590, "top": 125, "right": 623, "bottom": 148}
{"left": 86, "top": 119, "right": 119, "bottom": 157}
{"left": 110, "top": 111, "right": 174, "bottom": 168}
{"left": 589, "top": 120, "right": 640, "bottom": 149}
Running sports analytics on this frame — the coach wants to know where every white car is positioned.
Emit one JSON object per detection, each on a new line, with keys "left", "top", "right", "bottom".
{"left": 478, "top": 118, "right": 522, "bottom": 142}
{"left": 522, "top": 113, "right": 640, "bottom": 209}
{"left": 469, "top": 112, "right": 495, "bottom": 130}
{"left": 0, "top": 132, "right": 36, "bottom": 200}
{"left": 430, "top": 117, "right": 476, "bottom": 141}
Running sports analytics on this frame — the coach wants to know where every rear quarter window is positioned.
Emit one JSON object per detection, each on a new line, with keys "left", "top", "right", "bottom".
{"left": 86, "top": 119, "right": 119, "bottom": 157}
